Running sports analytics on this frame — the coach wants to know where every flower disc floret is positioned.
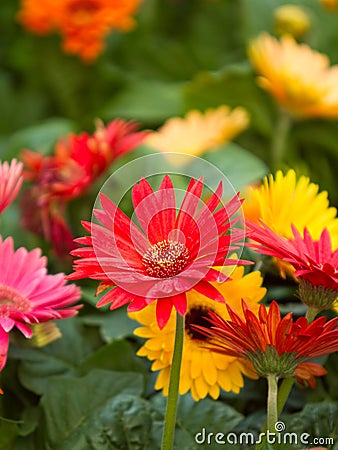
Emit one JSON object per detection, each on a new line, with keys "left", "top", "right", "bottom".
{"left": 142, "top": 240, "right": 190, "bottom": 278}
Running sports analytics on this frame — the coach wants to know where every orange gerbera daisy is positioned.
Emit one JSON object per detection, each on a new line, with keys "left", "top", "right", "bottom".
{"left": 319, "top": 0, "right": 338, "bottom": 10}
{"left": 18, "top": 0, "right": 142, "bottom": 62}
{"left": 248, "top": 33, "right": 338, "bottom": 118}
{"left": 197, "top": 300, "right": 338, "bottom": 387}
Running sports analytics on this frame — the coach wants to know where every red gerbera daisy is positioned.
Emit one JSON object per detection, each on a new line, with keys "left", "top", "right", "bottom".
{"left": 20, "top": 119, "right": 148, "bottom": 257}
{"left": 68, "top": 175, "right": 249, "bottom": 329}
{"left": 195, "top": 300, "right": 338, "bottom": 386}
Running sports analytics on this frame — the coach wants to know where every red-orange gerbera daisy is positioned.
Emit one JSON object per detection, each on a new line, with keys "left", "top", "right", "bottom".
{"left": 20, "top": 119, "right": 147, "bottom": 257}
{"left": 68, "top": 175, "right": 250, "bottom": 328}
{"left": 18, "top": 0, "right": 142, "bottom": 62}
{"left": 196, "top": 300, "right": 338, "bottom": 386}
{"left": 247, "top": 222, "right": 338, "bottom": 311}
{"left": 22, "top": 119, "right": 148, "bottom": 202}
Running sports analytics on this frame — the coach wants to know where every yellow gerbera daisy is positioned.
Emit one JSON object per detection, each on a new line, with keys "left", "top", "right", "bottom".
{"left": 248, "top": 33, "right": 338, "bottom": 118}
{"left": 146, "top": 106, "right": 249, "bottom": 157}
{"left": 129, "top": 264, "right": 266, "bottom": 401}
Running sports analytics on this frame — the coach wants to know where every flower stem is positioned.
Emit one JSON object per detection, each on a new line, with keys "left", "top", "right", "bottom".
{"left": 305, "top": 306, "right": 320, "bottom": 323}
{"left": 275, "top": 292, "right": 320, "bottom": 419}
{"left": 267, "top": 375, "right": 279, "bottom": 432}
{"left": 161, "top": 312, "right": 184, "bottom": 450}
{"left": 271, "top": 109, "right": 292, "bottom": 170}
{"left": 277, "top": 376, "right": 293, "bottom": 416}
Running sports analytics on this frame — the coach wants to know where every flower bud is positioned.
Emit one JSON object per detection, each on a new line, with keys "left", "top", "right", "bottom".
{"left": 274, "top": 5, "right": 310, "bottom": 38}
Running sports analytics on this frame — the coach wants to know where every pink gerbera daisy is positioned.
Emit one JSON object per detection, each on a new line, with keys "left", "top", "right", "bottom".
{"left": 0, "top": 236, "right": 81, "bottom": 371}
{"left": 0, "top": 159, "right": 23, "bottom": 214}
{"left": 68, "top": 175, "right": 250, "bottom": 329}
{"left": 247, "top": 222, "right": 338, "bottom": 292}
{"left": 247, "top": 222, "right": 338, "bottom": 313}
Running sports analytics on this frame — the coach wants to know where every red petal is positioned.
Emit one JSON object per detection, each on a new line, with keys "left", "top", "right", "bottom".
{"left": 193, "top": 280, "right": 225, "bottom": 303}
{"left": 127, "top": 296, "right": 150, "bottom": 312}
{"left": 156, "top": 298, "right": 174, "bottom": 329}
{"left": 171, "top": 292, "right": 187, "bottom": 315}
{"left": 96, "top": 287, "right": 132, "bottom": 309}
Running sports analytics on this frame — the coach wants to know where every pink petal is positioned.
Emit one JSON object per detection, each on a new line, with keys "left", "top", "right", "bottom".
{"left": 0, "top": 327, "right": 9, "bottom": 371}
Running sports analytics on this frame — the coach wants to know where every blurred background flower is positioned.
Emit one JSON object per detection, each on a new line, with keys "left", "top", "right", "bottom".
{"left": 146, "top": 106, "right": 249, "bottom": 157}
{"left": 20, "top": 119, "right": 148, "bottom": 258}
{"left": 273, "top": 4, "right": 311, "bottom": 38}
{"left": 18, "top": 0, "right": 142, "bottom": 62}
{"left": 248, "top": 33, "right": 338, "bottom": 119}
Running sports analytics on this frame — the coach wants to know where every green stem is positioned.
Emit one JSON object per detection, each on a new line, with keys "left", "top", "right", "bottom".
{"left": 267, "top": 375, "right": 279, "bottom": 432}
{"left": 277, "top": 377, "right": 294, "bottom": 416}
{"left": 305, "top": 306, "right": 320, "bottom": 323}
{"left": 275, "top": 290, "right": 319, "bottom": 421}
{"left": 161, "top": 312, "right": 184, "bottom": 450}
{"left": 271, "top": 110, "right": 292, "bottom": 170}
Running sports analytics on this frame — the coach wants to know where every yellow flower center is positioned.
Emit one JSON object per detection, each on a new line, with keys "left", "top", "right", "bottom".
{"left": 142, "top": 240, "right": 190, "bottom": 278}
{"left": 0, "top": 284, "right": 30, "bottom": 318}
{"left": 185, "top": 306, "right": 214, "bottom": 340}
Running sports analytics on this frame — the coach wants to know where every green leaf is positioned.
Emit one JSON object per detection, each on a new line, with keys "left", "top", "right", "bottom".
{"left": 79, "top": 340, "right": 145, "bottom": 374}
{"left": 100, "top": 79, "right": 185, "bottom": 125}
{"left": 200, "top": 142, "right": 269, "bottom": 191}
{"left": 151, "top": 393, "right": 244, "bottom": 450}
{"left": 40, "top": 370, "right": 144, "bottom": 450}
{"left": 82, "top": 308, "right": 138, "bottom": 342}
{"left": 17, "top": 406, "right": 40, "bottom": 437}
{"left": 183, "top": 64, "right": 276, "bottom": 136}
{"left": 285, "top": 401, "right": 338, "bottom": 440}
{"left": 5, "top": 118, "right": 75, "bottom": 158}
{"left": 11, "top": 318, "right": 102, "bottom": 395}
{"left": 84, "top": 394, "right": 158, "bottom": 450}
{"left": 0, "top": 418, "right": 19, "bottom": 450}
